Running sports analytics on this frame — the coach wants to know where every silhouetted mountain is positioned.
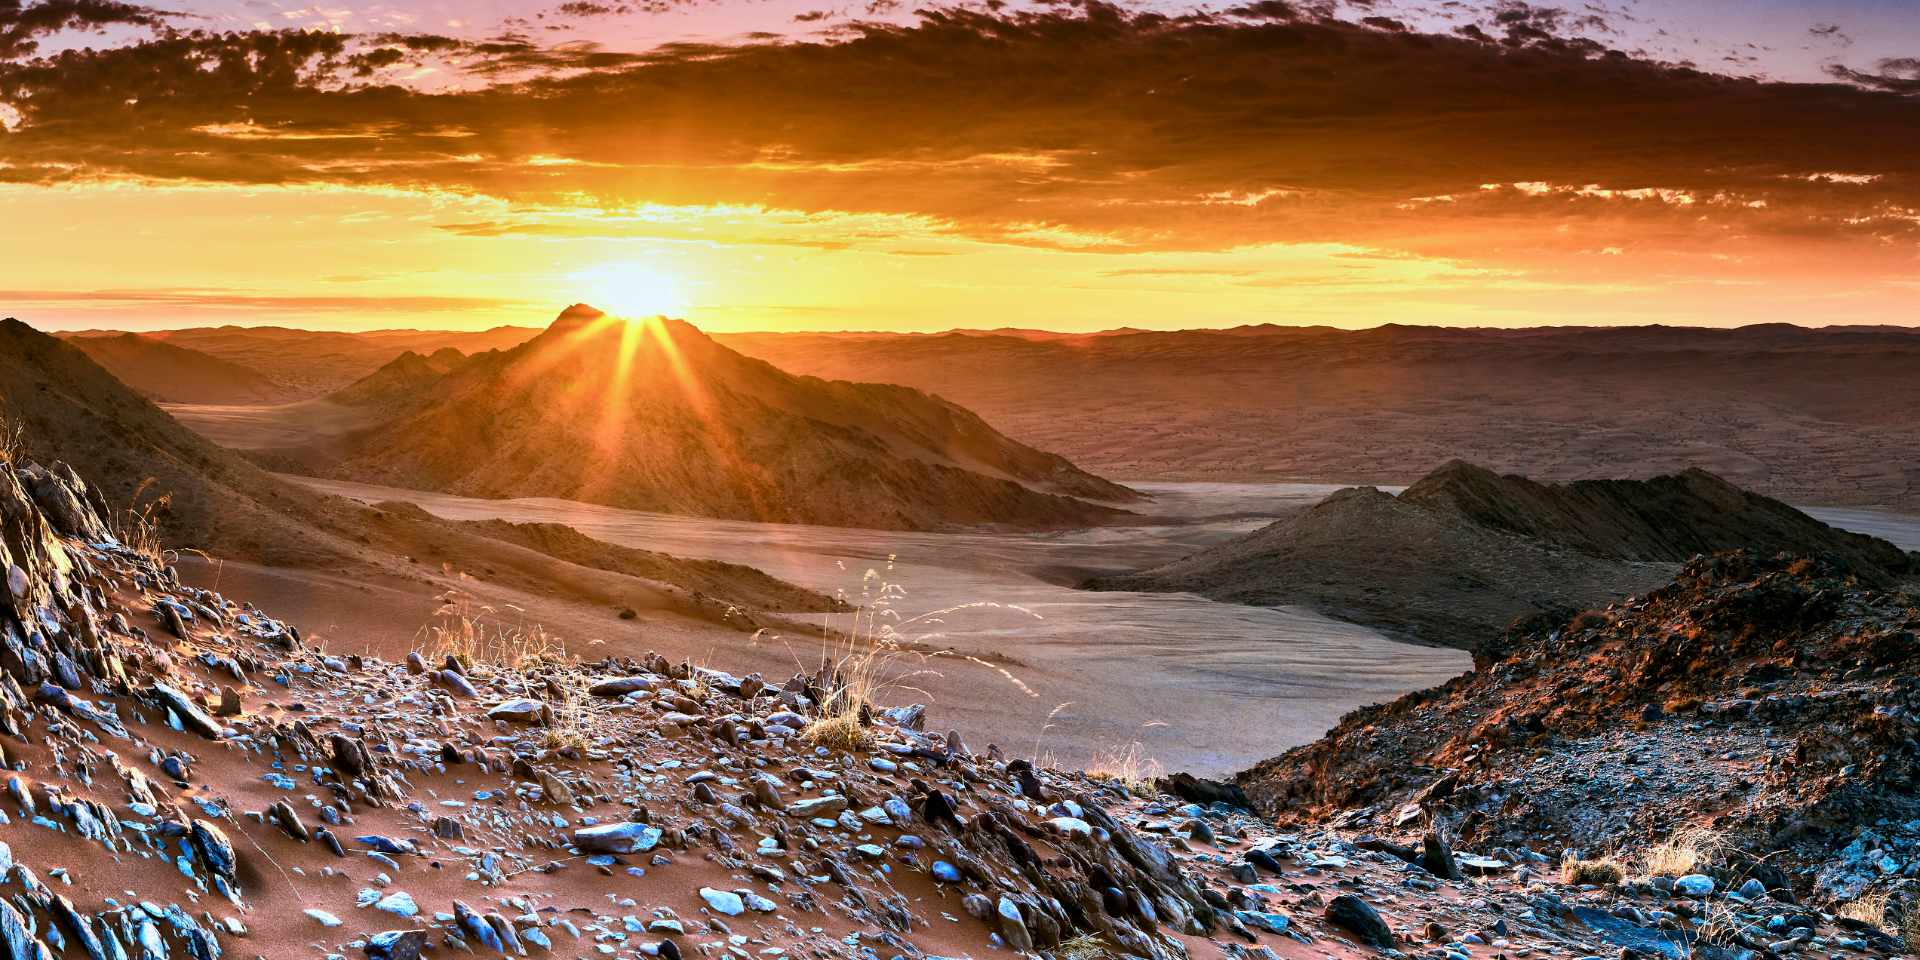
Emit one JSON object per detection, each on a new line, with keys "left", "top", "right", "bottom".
{"left": 0, "top": 317, "right": 836, "bottom": 615}
{"left": 136, "top": 324, "right": 540, "bottom": 397}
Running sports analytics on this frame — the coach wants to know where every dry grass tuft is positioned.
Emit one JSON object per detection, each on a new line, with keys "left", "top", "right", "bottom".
{"left": 541, "top": 683, "right": 592, "bottom": 752}
{"left": 1086, "top": 740, "right": 1165, "bottom": 794}
{"left": 1839, "top": 892, "right": 1890, "bottom": 929}
{"left": 1560, "top": 855, "right": 1626, "bottom": 886}
{"left": 800, "top": 712, "right": 875, "bottom": 751}
{"left": 1901, "top": 904, "right": 1920, "bottom": 950}
{"left": 796, "top": 560, "right": 941, "bottom": 750}
{"left": 1056, "top": 933, "right": 1110, "bottom": 960}
{"left": 1640, "top": 825, "right": 1727, "bottom": 878}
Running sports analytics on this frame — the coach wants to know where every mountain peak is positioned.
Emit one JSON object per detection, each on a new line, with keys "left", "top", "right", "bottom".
{"left": 551, "top": 303, "right": 607, "bottom": 331}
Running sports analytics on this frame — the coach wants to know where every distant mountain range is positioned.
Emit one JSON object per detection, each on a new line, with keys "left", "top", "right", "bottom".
{"left": 721, "top": 323, "right": 1920, "bottom": 509}
{"left": 1088, "top": 460, "right": 1919, "bottom": 648}
{"left": 268, "top": 306, "right": 1138, "bottom": 530}
{"left": 58, "top": 325, "right": 540, "bottom": 399}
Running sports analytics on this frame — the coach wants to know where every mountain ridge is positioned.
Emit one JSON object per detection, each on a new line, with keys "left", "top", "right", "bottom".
{"left": 287, "top": 307, "right": 1139, "bottom": 531}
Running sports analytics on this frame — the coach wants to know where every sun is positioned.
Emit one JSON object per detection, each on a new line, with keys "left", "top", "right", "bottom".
{"left": 568, "top": 262, "right": 690, "bottom": 318}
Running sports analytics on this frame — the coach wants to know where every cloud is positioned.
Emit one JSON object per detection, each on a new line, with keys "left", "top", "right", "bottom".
{"left": 0, "top": 2, "right": 1917, "bottom": 289}
{"left": 0, "top": 0, "right": 177, "bottom": 58}
{"left": 1826, "top": 57, "right": 1920, "bottom": 94}
{"left": 0, "top": 288, "right": 531, "bottom": 312}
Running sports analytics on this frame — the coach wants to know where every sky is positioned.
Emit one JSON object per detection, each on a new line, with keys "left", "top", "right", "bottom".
{"left": 1, "top": 0, "right": 1918, "bottom": 332}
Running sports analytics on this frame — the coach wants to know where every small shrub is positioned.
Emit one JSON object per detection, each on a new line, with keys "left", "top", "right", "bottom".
{"left": 108, "top": 478, "right": 170, "bottom": 561}
{"left": 1560, "top": 855, "right": 1625, "bottom": 886}
{"left": 541, "top": 684, "right": 592, "bottom": 753}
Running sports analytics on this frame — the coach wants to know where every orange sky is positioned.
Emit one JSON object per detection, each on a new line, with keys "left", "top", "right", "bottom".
{"left": 3, "top": 1, "right": 1919, "bottom": 332}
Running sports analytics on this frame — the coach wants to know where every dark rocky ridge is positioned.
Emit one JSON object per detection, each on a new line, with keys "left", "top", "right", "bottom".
{"left": 329, "top": 346, "right": 471, "bottom": 414}
{"left": 1090, "top": 461, "right": 1919, "bottom": 648}
{"left": 1402, "top": 460, "right": 1916, "bottom": 582}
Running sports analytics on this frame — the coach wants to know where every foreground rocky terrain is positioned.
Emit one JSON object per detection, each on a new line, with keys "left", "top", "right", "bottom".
{"left": 1091, "top": 462, "right": 1919, "bottom": 648}
{"left": 2, "top": 447, "right": 1914, "bottom": 960}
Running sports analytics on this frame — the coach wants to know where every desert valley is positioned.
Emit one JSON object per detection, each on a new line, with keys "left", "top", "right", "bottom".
{"left": 8, "top": 1, "right": 1920, "bottom": 959}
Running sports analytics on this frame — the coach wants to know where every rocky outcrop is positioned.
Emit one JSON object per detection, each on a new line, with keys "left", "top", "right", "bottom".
{"left": 1237, "top": 550, "right": 1920, "bottom": 911}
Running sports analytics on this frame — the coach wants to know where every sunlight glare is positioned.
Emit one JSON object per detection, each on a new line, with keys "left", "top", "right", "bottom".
{"left": 569, "top": 262, "right": 690, "bottom": 318}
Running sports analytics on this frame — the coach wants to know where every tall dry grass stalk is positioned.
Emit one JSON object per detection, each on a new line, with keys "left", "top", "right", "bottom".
{"left": 417, "top": 595, "right": 570, "bottom": 672}
{"left": 0, "top": 407, "right": 22, "bottom": 465}
{"left": 1086, "top": 739, "right": 1165, "bottom": 793}
{"left": 108, "top": 478, "right": 171, "bottom": 561}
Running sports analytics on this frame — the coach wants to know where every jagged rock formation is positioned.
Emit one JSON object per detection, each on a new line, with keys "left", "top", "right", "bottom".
{"left": 289, "top": 306, "right": 1139, "bottom": 530}
{"left": 1238, "top": 550, "right": 1920, "bottom": 909}
{"left": 1090, "top": 462, "right": 1918, "bottom": 648}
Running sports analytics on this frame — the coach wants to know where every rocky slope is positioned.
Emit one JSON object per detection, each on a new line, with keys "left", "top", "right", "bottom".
{"left": 1235, "top": 550, "right": 1920, "bottom": 934}
{"left": 0, "top": 456, "right": 1234, "bottom": 960}
{"left": 1402, "top": 461, "right": 1916, "bottom": 582}
{"left": 1089, "top": 462, "right": 1917, "bottom": 647}
{"left": 290, "top": 306, "right": 1138, "bottom": 530}
{"left": 3, "top": 317, "right": 353, "bottom": 564}
{"left": 65, "top": 332, "right": 295, "bottom": 404}
{"left": 1088, "top": 484, "right": 1666, "bottom": 647}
